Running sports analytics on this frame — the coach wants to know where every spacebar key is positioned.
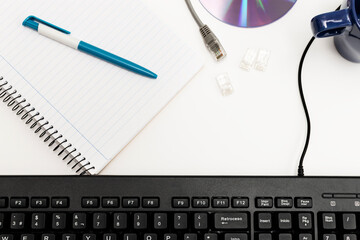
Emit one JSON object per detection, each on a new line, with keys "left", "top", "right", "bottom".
{"left": 214, "top": 213, "right": 248, "bottom": 229}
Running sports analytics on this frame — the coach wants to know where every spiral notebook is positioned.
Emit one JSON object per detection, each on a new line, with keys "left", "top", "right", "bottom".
{"left": 0, "top": 1, "right": 202, "bottom": 174}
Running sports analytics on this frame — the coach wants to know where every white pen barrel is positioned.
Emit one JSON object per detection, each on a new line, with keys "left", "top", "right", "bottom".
{"left": 38, "top": 24, "right": 80, "bottom": 49}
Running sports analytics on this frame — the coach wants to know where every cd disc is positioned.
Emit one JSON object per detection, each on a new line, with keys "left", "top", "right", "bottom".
{"left": 199, "top": 0, "right": 297, "bottom": 28}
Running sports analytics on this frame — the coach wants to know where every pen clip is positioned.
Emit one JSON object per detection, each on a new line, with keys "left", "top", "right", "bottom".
{"left": 22, "top": 16, "right": 71, "bottom": 34}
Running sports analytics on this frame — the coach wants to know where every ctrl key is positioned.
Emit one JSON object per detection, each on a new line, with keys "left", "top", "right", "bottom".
{"left": 225, "top": 234, "right": 248, "bottom": 240}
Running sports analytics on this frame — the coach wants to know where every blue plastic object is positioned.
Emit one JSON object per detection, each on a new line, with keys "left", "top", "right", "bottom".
{"left": 22, "top": 16, "right": 71, "bottom": 34}
{"left": 78, "top": 41, "right": 157, "bottom": 79}
{"left": 311, "top": 0, "right": 360, "bottom": 62}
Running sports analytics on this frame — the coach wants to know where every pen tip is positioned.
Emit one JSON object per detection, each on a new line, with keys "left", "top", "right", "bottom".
{"left": 151, "top": 73, "right": 158, "bottom": 79}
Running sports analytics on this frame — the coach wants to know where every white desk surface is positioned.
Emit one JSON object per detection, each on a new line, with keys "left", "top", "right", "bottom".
{"left": 1, "top": 0, "right": 360, "bottom": 176}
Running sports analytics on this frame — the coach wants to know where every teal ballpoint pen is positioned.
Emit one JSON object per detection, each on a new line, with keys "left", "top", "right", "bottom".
{"left": 22, "top": 16, "right": 158, "bottom": 79}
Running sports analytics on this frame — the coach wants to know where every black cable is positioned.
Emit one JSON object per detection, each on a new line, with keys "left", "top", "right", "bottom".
{"left": 297, "top": 5, "right": 341, "bottom": 177}
{"left": 297, "top": 36, "right": 315, "bottom": 177}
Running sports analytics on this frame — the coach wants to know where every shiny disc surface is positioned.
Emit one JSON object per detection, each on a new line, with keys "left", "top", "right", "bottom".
{"left": 199, "top": 0, "right": 297, "bottom": 28}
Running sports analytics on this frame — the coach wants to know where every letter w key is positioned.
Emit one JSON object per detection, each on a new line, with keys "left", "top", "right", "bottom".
{"left": 0, "top": 235, "right": 13, "bottom": 240}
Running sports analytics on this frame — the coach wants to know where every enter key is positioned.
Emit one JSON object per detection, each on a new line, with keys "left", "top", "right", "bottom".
{"left": 214, "top": 213, "right": 248, "bottom": 229}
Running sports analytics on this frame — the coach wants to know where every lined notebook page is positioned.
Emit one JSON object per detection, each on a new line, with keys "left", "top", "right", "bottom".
{"left": 0, "top": 0, "right": 202, "bottom": 174}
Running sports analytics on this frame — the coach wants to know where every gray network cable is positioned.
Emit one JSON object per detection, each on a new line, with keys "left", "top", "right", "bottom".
{"left": 184, "top": 0, "right": 227, "bottom": 61}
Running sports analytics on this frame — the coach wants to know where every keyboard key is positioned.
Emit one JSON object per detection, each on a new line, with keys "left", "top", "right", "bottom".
{"left": 212, "top": 198, "right": 229, "bottom": 208}
{"left": 31, "top": 213, "right": 46, "bottom": 229}
{"left": 144, "top": 234, "right": 157, "bottom": 240}
{"left": 31, "top": 198, "right": 48, "bottom": 208}
{"left": 256, "top": 198, "right": 273, "bottom": 208}
{"left": 21, "top": 234, "right": 34, "bottom": 240}
{"left": 258, "top": 234, "right": 272, "bottom": 240}
{"left": 192, "top": 198, "right": 209, "bottom": 208}
{"left": 343, "top": 214, "right": 356, "bottom": 230}
{"left": 0, "top": 235, "right": 13, "bottom": 240}
{"left": 298, "top": 213, "right": 312, "bottom": 229}
{"left": 0, "top": 213, "right": 3, "bottom": 229}
{"left": 214, "top": 212, "right": 248, "bottom": 229}
{"left": 257, "top": 213, "right": 272, "bottom": 229}
{"left": 184, "top": 234, "right": 197, "bottom": 240}
{"left": 93, "top": 213, "right": 107, "bottom": 229}
{"left": 143, "top": 198, "right": 159, "bottom": 208}
{"left": 10, "top": 198, "right": 28, "bottom": 208}
{"left": 134, "top": 213, "right": 147, "bottom": 229}
{"left": 124, "top": 234, "right": 137, "bottom": 240}
{"left": 104, "top": 234, "right": 117, "bottom": 240}
{"left": 174, "top": 213, "right": 188, "bottom": 229}
{"left": 73, "top": 213, "right": 87, "bottom": 229}
{"left": 204, "top": 234, "right": 217, "bottom": 240}
{"left": 324, "top": 234, "right": 336, "bottom": 240}
{"left": 83, "top": 234, "right": 96, "bottom": 240}
{"left": 114, "top": 213, "right": 127, "bottom": 229}
{"left": 102, "top": 198, "right": 119, "bottom": 208}
{"left": 42, "top": 235, "right": 55, "bottom": 240}
{"left": 299, "top": 234, "right": 312, "bottom": 240}
{"left": 154, "top": 213, "right": 167, "bottom": 229}
{"left": 82, "top": 197, "right": 99, "bottom": 208}
{"left": 173, "top": 198, "right": 189, "bottom": 208}
{"left": 52, "top": 198, "right": 69, "bottom": 208}
{"left": 194, "top": 213, "right": 208, "bottom": 229}
{"left": 275, "top": 198, "right": 293, "bottom": 208}
{"left": 10, "top": 213, "right": 25, "bottom": 229}
{"left": 232, "top": 198, "right": 249, "bottom": 208}
{"left": 224, "top": 233, "right": 248, "bottom": 240}
{"left": 278, "top": 213, "right": 292, "bottom": 229}
{"left": 322, "top": 213, "right": 336, "bottom": 229}
{"left": 295, "top": 198, "right": 312, "bottom": 208}
{"left": 62, "top": 234, "right": 76, "bottom": 240}
{"left": 164, "top": 234, "right": 177, "bottom": 240}
{"left": 52, "top": 213, "right": 66, "bottom": 229}
{"left": 123, "top": 198, "right": 140, "bottom": 208}
{"left": 278, "top": 234, "right": 292, "bottom": 240}
{"left": 0, "top": 198, "right": 7, "bottom": 208}
{"left": 344, "top": 235, "right": 357, "bottom": 240}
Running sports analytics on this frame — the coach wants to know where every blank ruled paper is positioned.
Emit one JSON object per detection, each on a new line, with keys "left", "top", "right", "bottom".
{"left": 0, "top": 0, "right": 203, "bottom": 174}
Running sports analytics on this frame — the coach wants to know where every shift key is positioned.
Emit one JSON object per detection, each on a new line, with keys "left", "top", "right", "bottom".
{"left": 214, "top": 213, "right": 248, "bottom": 229}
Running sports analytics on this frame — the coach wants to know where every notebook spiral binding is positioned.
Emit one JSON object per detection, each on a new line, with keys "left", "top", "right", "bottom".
{"left": 0, "top": 77, "right": 95, "bottom": 175}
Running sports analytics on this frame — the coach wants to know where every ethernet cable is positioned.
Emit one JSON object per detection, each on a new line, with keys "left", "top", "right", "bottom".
{"left": 184, "top": 0, "right": 227, "bottom": 61}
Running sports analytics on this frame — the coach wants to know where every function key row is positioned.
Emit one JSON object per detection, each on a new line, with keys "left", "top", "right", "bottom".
{"left": 172, "top": 197, "right": 312, "bottom": 209}
{"left": 0, "top": 197, "right": 68, "bottom": 209}
{"left": 83, "top": 197, "right": 159, "bottom": 208}
{"left": 1, "top": 196, "right": 312, "bottom": 209}
{"left": 173, "top": 198, "right": 249, "bottom": 209}
{"left": 0, "top": 197, "right": 159, "bottom": 209}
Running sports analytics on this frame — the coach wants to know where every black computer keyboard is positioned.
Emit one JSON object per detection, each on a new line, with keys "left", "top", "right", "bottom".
{"left": 0, "top": 176, "right": 359, "bottom": 240}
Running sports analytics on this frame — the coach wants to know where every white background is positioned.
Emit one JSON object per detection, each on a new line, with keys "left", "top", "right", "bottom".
{"left": 1, "top": 0, "right": 360, "bottom": 176}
